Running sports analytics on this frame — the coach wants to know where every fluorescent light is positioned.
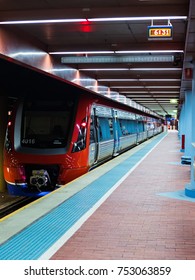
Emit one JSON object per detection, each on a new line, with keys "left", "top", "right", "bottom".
{"left": 120, "top": 91, "right": 150, "bottom": 94}
{"left": 98, "top": 78, "right": 180, "bottom": 82}
{"left": 88, "top": 16, "right": 187, "bottom": 22}
{"left": 151, "top": 91, "right": 180, "bottom": 94}
{"left": 116, "top": 50, "right": 184, "bottom": 54}
{"left": 120, "top": 91, "right": 180, "bottom": 94}
{"left": 140, "top": 79, "right": 180, "bottom": 82}
{"left": 50, "top": 50, "right": 183, "bottom": 55}
{"left": 0, "top": 16, "right": 187, "bottom": 25}
{"left": 98, "top": 79, "right": 139, "bottom": 82}
{"left": 0, "top": 19, "right": 86, "bottom": 24}
{"left": 79, "top": 68, "right": 129, "bottom": 71}
{"left": 52, "top": 68, "right": 77, "bottom": 72}
{"left": 170, "top": 99, "right": 178, "bottom": 104}
{"left": 145, "top": 86, "right": 180, "bottom": 88}
{"left": 111, "top": 86, "right": 180, "bottom": 89}
{"left": 78, "top": 67, "right": 182, "bottom": 71}
{"left": 49, "top": 51, "right": 114, "bottom": 55}
{"left": 111, "top": 86, "right": 145, "bottom": 88}
{"left": 130, "top": 68, "right": 182, "bottom": 71}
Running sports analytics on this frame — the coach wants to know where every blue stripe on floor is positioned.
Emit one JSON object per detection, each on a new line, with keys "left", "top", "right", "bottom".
{"left": 0, "top": 132, "right": 166, "bottom": 260}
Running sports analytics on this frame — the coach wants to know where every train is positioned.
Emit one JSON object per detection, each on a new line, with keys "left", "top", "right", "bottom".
{"left": 4, "top": 91, "right": 163, "bottom": 197}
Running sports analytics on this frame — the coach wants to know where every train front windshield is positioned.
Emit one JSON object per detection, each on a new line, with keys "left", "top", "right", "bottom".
{"left": 21, "top": 99, "right": 75, "bottom": 149}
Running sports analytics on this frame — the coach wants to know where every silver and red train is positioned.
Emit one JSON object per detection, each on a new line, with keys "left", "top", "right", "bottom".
{"left": 4, "top": 91, "right": 162, "bottom": 197}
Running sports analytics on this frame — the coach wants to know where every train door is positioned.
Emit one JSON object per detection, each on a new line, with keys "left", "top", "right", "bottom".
{"left": 89, "top": 108, "right": 99, "bottom": 166}
{"left": 112, "top": 109, "right": 120, "bottom": 156}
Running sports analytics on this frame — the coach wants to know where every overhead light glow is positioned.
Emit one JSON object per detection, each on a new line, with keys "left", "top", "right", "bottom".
{"left": 145, "top": 86, "right": 180, "bottom": 88}
{"left": 10, "top": 51, "right": 46, "bottom": 57}
{"left": 86, "top": 85, "right": 108, "bottom": 89}
{"left": 130, "top": 68, "right": 182, "bottom": 71}
{"left": 150, "top": 91, "right": 180, "bottom": 94}
{"left": 170, "top": 99, "right": 178, "bottom": 104}
{"left": 120, "top": 91, "right": 180, "bottom": 94}
{"left": 110, "top": 86, "right": 145, "bottom": 88}
{"left": 120, "top": 91, "right": 150, "bottom": 94}
{"left": 98, "top": 78, "right": 180, "bottom": 82}
{"left": 88, "top": 16, "right": 187, "bottom": 22}
{"left": 0, "top": 16, "right": 187, "bottom": 25}
{"left": 98, "top": 79, "right": 139, "bottom": 82}
{"left": 52, "top": 68, "right": 77, "bottom": 72}
{"left": 0, "top": 19, "right": 86, "bottom": 24}
{"left": 115, "top": 50, "right": 184, "bottom": 54}
{"left": 49, "top": 51, "right": 114, "bottom": 55}
{"left": 111, "top": 86, "right": 180, "bottom": 89}
{"left": 79, "top": 68, "right": 129, "bottom": 71}
{"left": 72, "top": 78, "right": 96, "bottom": 82}
{"left": 78, "top": 67, "right": 182, "bottom": 71}
{"left": 49, "top": 50, "right": 183, "bottom": 55}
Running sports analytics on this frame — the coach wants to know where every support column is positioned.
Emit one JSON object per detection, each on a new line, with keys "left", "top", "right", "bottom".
{"left": 181, "top": 91, "right": 192, "bottom": 164}
{"left": 0, "top": 95, "right": 8, "bottom": 192}
{"left": 178, "top": 102, "right": 185, "bottom": 151}
{"left": 185, "top": 61, "right": 195, "bottom": 197}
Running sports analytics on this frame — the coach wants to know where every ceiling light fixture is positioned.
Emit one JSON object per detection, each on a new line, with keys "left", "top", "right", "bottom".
{"left": 98, "top": 78, "right": 180, "bottom": 82}
{"left": 120, "top": 91, "right": 180, "bottom": 94}
{"left": 111, "top": 86, "right": 145, "bottom": 89}
{"left": 49, "top": 51, "right": 115, "bottom": 55}
{"left": 49, "top": 50, "right": 183, "bottom": 55}
{"left": 130, "top": 68, "right": 182, "bottom": 71}
{"left": 0, "top": 16, "right": 187, "bottom": 25}
{"left": 88, "top": 16, "right": 187, "bottom": 22}
{"left": 79, "top": 68, "right": 129, "bottom": 71}
{"left": 0, "top": 19, "right": 86, "bottom": 24}
{"left": 78, "top": 67, "right": 182, "bottom": 71}
{"left": 115, "top": 50, "right": 184, "bottom": 54}
{"left": 145, "top": 86, "right": 180, "bottom": 88}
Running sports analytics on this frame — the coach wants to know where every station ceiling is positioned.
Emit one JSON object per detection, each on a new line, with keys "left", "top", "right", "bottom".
{"left": 0, "top": 0, "right": 194, "bottom": 117}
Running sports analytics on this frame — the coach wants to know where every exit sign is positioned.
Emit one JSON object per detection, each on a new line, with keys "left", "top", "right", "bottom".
{"left": 148, "top": 25, "right": 173, "bottom": 40}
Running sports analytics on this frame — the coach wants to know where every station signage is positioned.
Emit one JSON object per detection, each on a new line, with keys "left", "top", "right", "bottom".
{"left": 148, "top": 25, "right": 173, "bottom": 40}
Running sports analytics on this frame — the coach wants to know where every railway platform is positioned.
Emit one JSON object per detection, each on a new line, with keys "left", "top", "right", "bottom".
{"left": 0, "top": 130, "right": 194, "bottom": 260}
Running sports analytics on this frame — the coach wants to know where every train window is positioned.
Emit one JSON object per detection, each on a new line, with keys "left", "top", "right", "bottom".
{"left": 137, "top": 121, "right": 145, "bottom": 132}
{"left": 119, "top": 119, "right": 129, "bottom": 135}
{"left": 98, "top": 117, "right": 113, "bottom": 141}
{"left": 21, "top": 99, "right": 74, "bottom": 148}
{"left": 119, "top": 119, "right": 138, "bottom": 135}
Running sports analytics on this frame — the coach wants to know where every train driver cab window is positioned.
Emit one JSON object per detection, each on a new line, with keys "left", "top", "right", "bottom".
{"left": 21, "top": 99, "right": 74, "bottom": 149}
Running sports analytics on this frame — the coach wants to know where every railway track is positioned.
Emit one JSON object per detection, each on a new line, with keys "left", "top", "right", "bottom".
{"left": 0, "top": 197, "right": 37, "bottom": 219}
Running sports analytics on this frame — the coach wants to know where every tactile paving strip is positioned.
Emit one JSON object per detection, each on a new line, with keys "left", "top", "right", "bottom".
{"left": 0, "top": 133, "right": 166, "bottom": 260}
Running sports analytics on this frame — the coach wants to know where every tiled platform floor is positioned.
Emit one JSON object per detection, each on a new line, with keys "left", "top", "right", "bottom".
{"left": 51, "top": 131, "right": 195, "bottom": 260}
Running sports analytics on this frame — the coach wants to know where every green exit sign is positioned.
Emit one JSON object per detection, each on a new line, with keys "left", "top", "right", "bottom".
{"left": 148, "top": 25, "right": 173, "bottom": 40}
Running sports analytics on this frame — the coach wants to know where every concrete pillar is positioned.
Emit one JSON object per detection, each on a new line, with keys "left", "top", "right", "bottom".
{"left": 185, "top": 62, "right": 195, "bottom": 197}
{"left": 0, "top": 95, "right": 8, "bottom": 192}
{"left": 181, "top": 91, "right": 192, "bottom": 164}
